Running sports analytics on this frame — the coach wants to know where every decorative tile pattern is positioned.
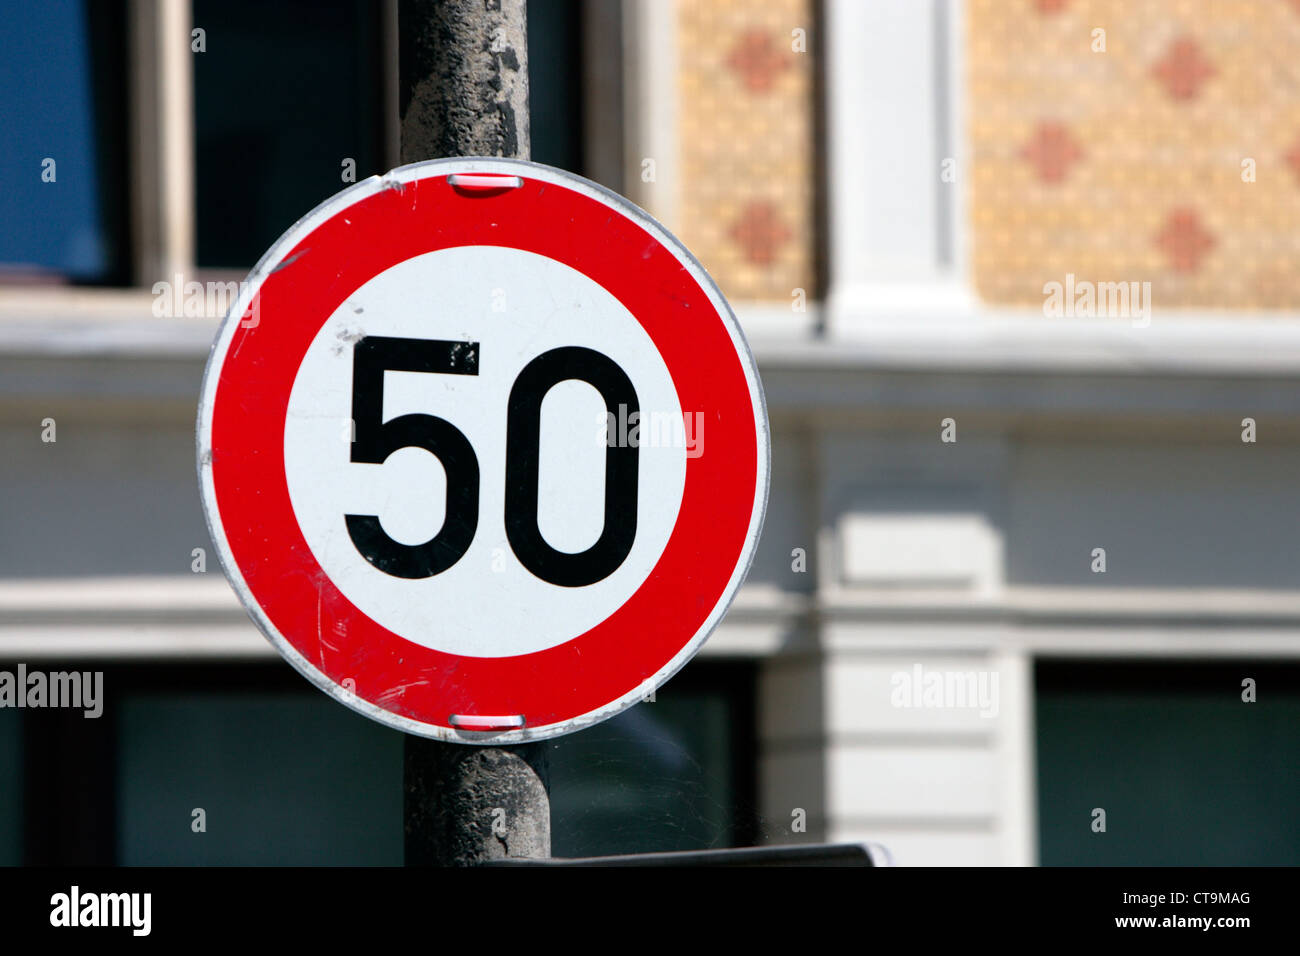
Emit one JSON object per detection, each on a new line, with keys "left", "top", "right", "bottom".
{"left": 725, "top": 28, "right": 792, "bottom": 94}
{"left": 1151, "top": 36, "right": 1215, "bottom": 101}
{"left": 1284, "top": 135, "right": 1300, "bottom": 183}
{"left": 1155, "top": 207, "right": 1216, "bottom": 273}
{"left": 728, "top": 201, "right": 793, "bottom": 265}
{"left": 677, "top": 0, "right": 815, "bottom": 302}
{"left": 1020, "top": 121, "right": 1086, "bottom": 183}
{"left": 969, "top": 0, "right": 1300, "bottom": 309}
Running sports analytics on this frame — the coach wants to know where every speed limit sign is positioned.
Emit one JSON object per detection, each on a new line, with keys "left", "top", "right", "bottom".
{"left": 197, "top": 158, "right": 769, "bottom": 742}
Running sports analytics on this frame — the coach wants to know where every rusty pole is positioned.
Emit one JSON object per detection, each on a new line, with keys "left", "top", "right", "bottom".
{"left": 398, "top": 0, "right": 551, "bottom": 866}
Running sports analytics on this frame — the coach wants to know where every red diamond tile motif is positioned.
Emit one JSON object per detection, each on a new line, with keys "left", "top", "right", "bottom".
{"left": 1284, "top": 135, "right": 1300, "bottom": 184}
{"left": 1035, "top": 0, "right": 1070, "bottom": 13}
{"left": 1155, "top": 208, "right": 1216, "bottom": 273}
{"left": 725, "top": 29, "right": 790, "bottom": 94}
{"left": 729, "top": 201, "right": 791, "bottom": 265}
{"left": 1152, "top": 36, "right": 1215, "bottom": 101}
{"left": 1019, "top": 121, "right": 1084, "bottom": 183}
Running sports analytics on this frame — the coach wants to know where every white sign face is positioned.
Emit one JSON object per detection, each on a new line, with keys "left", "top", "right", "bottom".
{"left": 283, "top": 246, "right": 687, "bottom": 658}
{"left": 198, "top": 158, "right": 768, "bottom": 742}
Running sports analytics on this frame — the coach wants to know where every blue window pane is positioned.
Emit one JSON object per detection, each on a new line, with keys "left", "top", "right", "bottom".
{"left": 0, "top": 0, "right": 127, "bottom": 282}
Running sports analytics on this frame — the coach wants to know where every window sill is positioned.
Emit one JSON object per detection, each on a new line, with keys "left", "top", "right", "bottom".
{"left": 0, "top": 287, "right": 217, "bottom": 357}
{"left": 6, "top": 286, "right": 1300, "bottom": 379}
{"left": 739, "top": 284, "right": 1300, "bottom": 377}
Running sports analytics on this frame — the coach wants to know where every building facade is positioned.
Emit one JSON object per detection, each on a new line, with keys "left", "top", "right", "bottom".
{"left": 3, "top": 0, "right": 1299, "bottom": 865}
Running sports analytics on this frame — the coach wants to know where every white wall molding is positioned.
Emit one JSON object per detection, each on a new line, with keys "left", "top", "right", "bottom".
{"left": 621, "top": 0, "right": 678, "bottom": 228}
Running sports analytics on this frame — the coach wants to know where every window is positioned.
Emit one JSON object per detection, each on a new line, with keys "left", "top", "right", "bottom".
{"left": 527, "top": 0, "right": 584, "bottom": 174}
{"left": 0, "top": 0, "right": 129, "bottom": 284}
{"left": 192, "top": 0, "right": 386, "bottom": 269}
{"left": 189, "top": 0, "right": 591, "bottom": 270}
{"left": 9, "top": 659, "right": 755, "bottom": 864}
{"left": 1, "top": 0, "right": 604, "bottom": 298}
{"left": 117, "top": 677, "right": 403, "bottom": 865}
{"left": 549, "top": 662, "right": 758, "bottom": 857}
{"left": 1037, "top": 659, "right": 1300, "bottom": 865}
{"left": 0, "top": 711, "right": 19, "bottom": 865}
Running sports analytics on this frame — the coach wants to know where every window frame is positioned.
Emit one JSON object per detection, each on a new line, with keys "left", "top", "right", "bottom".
{"left": 820, "top": 0, "right": 1300, "bottom": 375}
{"left": 0, "top": 0, "right": 403, "bottom": 332}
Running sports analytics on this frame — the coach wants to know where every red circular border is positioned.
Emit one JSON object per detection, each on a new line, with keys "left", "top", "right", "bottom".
{"left": 209, "top": 171, "right": 758, "bottom": 731}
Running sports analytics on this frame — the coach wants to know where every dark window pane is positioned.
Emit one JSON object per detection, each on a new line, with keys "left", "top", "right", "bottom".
{"left": 1037, "top": 660, "right": 1300, "bottom": 865}
{"left": 0, "top": 711, "right": 19, "bottom": 865}
{"left": 548, "top": 663, "right": 757, "bottom": 856}
{"left": 86, "top": 660, "right": 750, "bottom": 864}
{"left": 527, "top": 0, "right": 583, "bottom": 173}
{"left": 193, "top": 0, "right": 384, "bottom": 268}
{"left": 0, "top": 0, "right": 129, "bottom": 283}
{"left": 117, "top": 692, "right": 403, "bottom": 865}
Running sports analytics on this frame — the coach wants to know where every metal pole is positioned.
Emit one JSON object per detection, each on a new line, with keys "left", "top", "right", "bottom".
{"left": 399, "top": 0, "right": 531, "bottom": 163}
{"left": 398, "top": 0, "right": 550, "bottom": 866}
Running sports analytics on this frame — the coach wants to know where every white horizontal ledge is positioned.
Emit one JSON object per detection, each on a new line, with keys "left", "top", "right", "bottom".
{"left": 744, "top": 283, "right": 1300, "bottom": 375}
{"left": 819, "top": 586, "right": 1300, "bottom": 623}
{"left": 5, "top": 577, "right": 1300, "bottom": 623}
{"left": 0, "top": 626, "right": 275, "bottom": 660}
{"left": 0, "top": 576, "right": 243, "bottom": 615}
{"left": 820, "top": 622, "right": 1300, "bottom": 659}
{"left": 0, "top": 315, "right": 217, "bottom": 358}
{"left": 753, "top": 319, "right": 1300, "bottom": 377}
{"left": 5, "top": 288, "right": 1300, "bottom": 378}
{"left": 0, "top": 577, "right": 811, "bottom": 660}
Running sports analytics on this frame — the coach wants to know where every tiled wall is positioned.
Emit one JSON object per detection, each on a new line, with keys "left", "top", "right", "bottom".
{"left": 969, "top": 0, "right": 1300, "bottom": 309}
{"left": 675, "top": 0, "right": 817, "bottom": 303}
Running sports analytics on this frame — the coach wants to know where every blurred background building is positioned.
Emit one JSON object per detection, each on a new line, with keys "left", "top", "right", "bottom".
{"left": 3, "top": 0, "right": 1300, "bottom": 865}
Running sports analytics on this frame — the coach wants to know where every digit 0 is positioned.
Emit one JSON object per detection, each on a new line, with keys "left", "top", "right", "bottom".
{"left": 505, "top": 346, "right": 639, "bottom": 587}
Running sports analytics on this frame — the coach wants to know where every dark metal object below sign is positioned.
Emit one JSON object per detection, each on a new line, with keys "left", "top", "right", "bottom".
{"left": 487, "top": 842, "right": 891, "bottom": 867}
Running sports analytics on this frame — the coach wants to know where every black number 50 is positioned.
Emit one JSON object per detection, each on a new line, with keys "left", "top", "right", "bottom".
{"left": 344, "top": 335, "right": 639, "bottom": 587}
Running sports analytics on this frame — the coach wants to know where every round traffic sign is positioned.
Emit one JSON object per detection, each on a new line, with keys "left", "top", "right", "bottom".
{"left": 197, "top": 158, "right": 769, "bottom": 742}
